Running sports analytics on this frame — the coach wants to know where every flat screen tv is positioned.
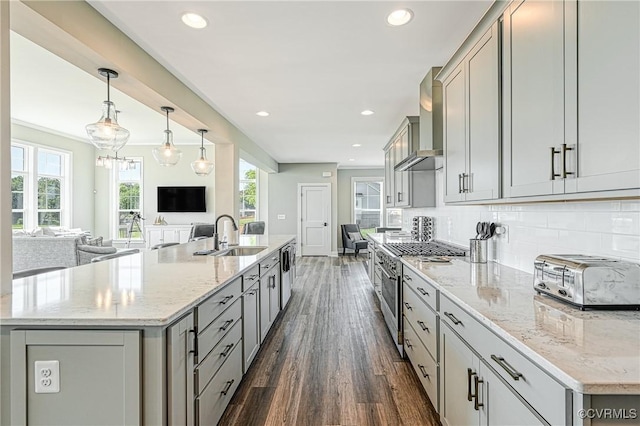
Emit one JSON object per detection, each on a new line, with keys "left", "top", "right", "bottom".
{"left": 157, "top": 186, "right": 206, "bottom": 213}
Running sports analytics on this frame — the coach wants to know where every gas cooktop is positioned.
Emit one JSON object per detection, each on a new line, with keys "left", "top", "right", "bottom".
{"left": 383, "top": 241, "right": 467, "bottom": 257}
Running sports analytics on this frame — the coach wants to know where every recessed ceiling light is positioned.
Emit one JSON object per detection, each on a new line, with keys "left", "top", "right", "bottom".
{"left": 256, "top": 111, "right": 270, "bottom": 117}
{"left": 349, "top": 158, "right": 355, "bottom": 162}
{"left": 361, "top": 110, "right": 375, "bottom": 116}
{"left": 181, "top": 13, "right": 208, "bottom": 29}
{"left": 352, "top": 144, "right": 362, "bottom": 147}
{"left": 387, "top": 9, "right": 414, "bottom": 26}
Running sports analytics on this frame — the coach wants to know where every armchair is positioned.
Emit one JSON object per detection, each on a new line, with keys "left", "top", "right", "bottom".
{"left": 341, "top": 224, "right": 368, "bottom": 258}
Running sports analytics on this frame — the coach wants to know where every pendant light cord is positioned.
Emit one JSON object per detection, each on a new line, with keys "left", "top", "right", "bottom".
{"left": 166, "top": 109, "right": 170, "bottom": 131}
{"left": 106, "top": 73, "right": 111, "bottom": 103}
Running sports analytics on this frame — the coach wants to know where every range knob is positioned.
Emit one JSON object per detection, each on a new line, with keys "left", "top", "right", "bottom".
{"left": 558, "top": 289, "right": 568, "bottom": 297}
{"left": 537, "top": 283, "right": 547, "bottom": 289}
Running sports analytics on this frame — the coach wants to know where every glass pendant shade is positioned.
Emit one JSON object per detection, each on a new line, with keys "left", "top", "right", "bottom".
{"left": 152, "top": 129, "right": 182, "bottom": 166}
{"left": 85, "top": 68, "right": 130, "bottom": 151}
{"left": 86, "top": 101, "right": 130, "bottom": 151}
{"left": 191, "top": 129, "right": 214, "bottom": 176}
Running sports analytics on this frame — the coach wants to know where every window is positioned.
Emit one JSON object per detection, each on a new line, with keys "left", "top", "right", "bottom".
{"left": 11, "top": 143, "right": 70, "bottom": 230}
{"left": 352, "top": 178, "right": 383, "bottom": 236}
{"left": 239, "top": 159, "right": 258, "bottom": 230}
{"left": 114, "top": 159, "right": 143, "bottom": 240}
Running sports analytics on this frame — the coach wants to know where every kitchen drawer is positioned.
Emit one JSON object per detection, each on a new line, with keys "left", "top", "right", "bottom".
{"left": 259, "top": 253, "right": 280, "bottom": 275}
{"left": 441, "top": 294, "right": 568, "bottom": 425}
{"left": 197, "top": 276, "right": 242, "bottom": 332}
{"left": 402, "top": 266, "right": 438, "bottom": 310}
{"left": 196, "top": 320, "right": 242, "bottom": 395}
{"left": 476, "top": 327, "right": 568, "bottom": 425}
{"left": 243, "top": 265, "right": 260, "bottom": 291}
{"left": 196, "top": 342, "right": 242, "bottom": 426}
{"left": 403, "top": 284, "right": 438, "bottom": 360}
{"left": 440, "top": 294, "right": 487, "bottom": 353}
{"left": 197, "top": 298, "right": 241, "bottom": 362}
{"left": 404, "top": 317, "right": 439, "bottom": 412}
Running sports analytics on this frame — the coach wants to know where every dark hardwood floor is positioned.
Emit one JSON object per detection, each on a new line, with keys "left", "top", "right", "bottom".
{"left": 219, "top": 255, "right": 440, "bottom": 426}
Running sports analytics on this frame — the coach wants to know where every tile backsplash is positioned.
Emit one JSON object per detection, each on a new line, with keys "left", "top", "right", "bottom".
{"left": 403, "top": 168, "right": 640, "bottom": 274}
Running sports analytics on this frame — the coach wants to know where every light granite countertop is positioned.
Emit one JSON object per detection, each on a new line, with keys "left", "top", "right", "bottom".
{"left": 0, "top": 235, "right": 295, "bottom": 327}
{"left": 368, "top": 233, "right": 640, "bottom": 395}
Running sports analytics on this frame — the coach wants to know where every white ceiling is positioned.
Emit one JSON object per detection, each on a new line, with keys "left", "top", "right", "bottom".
{"left": 13, "top": 1, "right": 492, "bottom": 167}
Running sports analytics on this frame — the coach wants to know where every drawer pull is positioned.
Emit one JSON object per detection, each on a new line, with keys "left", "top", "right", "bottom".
{"left": 221, "top": 379, "right": 235, "bottom": 396}
{"left": 263, "top": 263, "right": 271, "bottom": 270}
{"left": 220, "top": 343, "right": 234, "bottom": 357}
{"left": 473, "top": 375, "right": 484, "bottom": 410}
{"left": 272, "top": 256, "right": 278, "bottom": 261}
{"left": 404, "top": 302, "right": 413, "bottom": 311}
{"left": 416, "top": 287, "right": 429, "bottom": 296}
{"left": 247, "top": 274, "right": 259, "bottom": 281}
{"left": 418, "top": 364, "right": 429, "bottom": 379}
{"left": 405, "top": 338, "right": 413, "bottom": 349}
{"left": 417, "top": 321, "right": 429, "bottom": 332}
{"left": 220, "top": 295, "right": 234, "bottom": 305}
{"left": 444, "top": 311, "right": 462, "bottom": 325}
{"left": 220, "top": 319, "right": 234, "bottom": 331}
{"left": 491, "top": 355, "right": 524, "bottom": 381}
{"left": 403, "top": 274, "right": 412, "bottom": 281}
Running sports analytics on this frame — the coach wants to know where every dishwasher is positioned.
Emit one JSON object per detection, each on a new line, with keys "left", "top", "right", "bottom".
{"left": 280, "top": 244, "right": 292, "bottom": 308}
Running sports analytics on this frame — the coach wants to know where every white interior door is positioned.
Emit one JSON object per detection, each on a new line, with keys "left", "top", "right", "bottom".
{"left": 299, "top": 184, "right": 330, "bottom": 256}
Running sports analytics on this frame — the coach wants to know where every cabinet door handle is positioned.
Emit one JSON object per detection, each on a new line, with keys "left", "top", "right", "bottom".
{"left": 405, "top": 338, "right": 413, "bottom": 349}
{"left": 386, "top": 195, "right": 391, "bottom": 203}
{"left": 188, "top": 329, "right": 198, "bottom": 357}
{"left": 220, "top": 295, "right": 234, "bottom": 305}
{"left": 561, "top": 143, "right": 575, "bottom": 178}
{"left": 403, "top": 274, "right": 412, "bottom": 281}
{"left": 416, "top": 287, "right": 429, "bottom": 296}
{"left": 397, "top": 192, "right": 402, "bottom": 202}
{"left": 221, "top": 379, "right": 235, "bottom": 396}
{"left": 418, "top": 364, "right": 429, "bottom": 379}
{"left": 491, "top": 355, "right": 524, "bottom": 381}
{"left": 463, "top": 173, "right": 470, "bottom": 193}
{"left": 467, "top": 368, "right": 475, "bottom": 401}
{"left": 220, "top": 343, "right": 234, "bottom": 357}
{"left": 417, "top": 320, "right": 429, "bottom": 332}
{"left": 444, "top": 311, "right": 462, "bottom": 325}
{"left": 458, "top": 173, "right": 464, "bottom": 193}
{"left": 219, "top": 319, "right": 234, "bottom": 331}
{"left": 473, "top": 375, "right": 484, "bottom": 410}
{"left": 550, "top": 147, "right": 561, "bottom": 180}
{"left": 404, "top": 302, "right": 413, "bottom": 311}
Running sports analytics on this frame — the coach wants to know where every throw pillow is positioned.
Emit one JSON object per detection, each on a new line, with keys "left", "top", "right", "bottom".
{"left": 86, "top": 237, "right": 103, "bottom": 246}
{"left": 348, "top": 231, "right": 364, "bottom": 242}
{"left": 42, "top": 227, "right": 57, "bottom": 236}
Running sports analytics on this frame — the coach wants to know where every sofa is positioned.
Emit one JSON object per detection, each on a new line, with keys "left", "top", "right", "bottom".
{"left": 12, "top": 236, "right": 116, "bottom": 272}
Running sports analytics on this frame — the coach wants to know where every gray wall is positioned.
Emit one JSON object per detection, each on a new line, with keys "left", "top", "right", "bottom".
{"left": 268, "top": 163, "right": 338, "bottom": 253}
{"left": 336, "top": 168, "right": 384, "bottom": 248}
{"left": 12, "top": 123, "right": 96, "bottom": 233}
{"left": 94, "top": 144, "right": 217, "bottom": 238}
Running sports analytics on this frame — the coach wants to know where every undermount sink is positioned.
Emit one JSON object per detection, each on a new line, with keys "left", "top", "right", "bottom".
{"left": 215, "top": 246, "right": 268, "bottom": 256}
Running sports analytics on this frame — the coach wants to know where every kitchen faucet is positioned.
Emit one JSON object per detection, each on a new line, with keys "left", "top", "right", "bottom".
{"left": 213, "top": 214, "right": 238, "bottom": 250}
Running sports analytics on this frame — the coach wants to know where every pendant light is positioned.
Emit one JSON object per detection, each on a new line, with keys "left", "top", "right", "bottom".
{"left": 85, "top": 68, "right": 130, "bottom": 151}
{"left": 152, "top": 106, "right": 182, "bottom": 166}
{"left": 191, "top": 129, "right": 214, "bottom": 176}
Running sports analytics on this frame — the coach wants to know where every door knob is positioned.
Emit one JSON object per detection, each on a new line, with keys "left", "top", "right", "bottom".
{"left": 324, "top": 222, "right": 327, "bottom": 226}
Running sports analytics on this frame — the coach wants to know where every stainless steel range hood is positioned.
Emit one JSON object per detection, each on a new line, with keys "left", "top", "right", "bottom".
{"left": 394, "top": 67, "right": 443, "bottom": 171}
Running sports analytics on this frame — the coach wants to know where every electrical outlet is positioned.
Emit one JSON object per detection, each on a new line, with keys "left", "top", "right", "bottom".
{"left": 35, "top": 360, "right": 60, "bottom": 393}
{"left": 495, "top": 224, "right": 509, "bottom": 243}
{"left": 277, "top": 214, "right": 286, "bottom": 220}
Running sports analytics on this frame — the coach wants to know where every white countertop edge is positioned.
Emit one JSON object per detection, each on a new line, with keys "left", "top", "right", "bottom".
{"left": 400, "top": 260, "right": 640, "bottom": 395}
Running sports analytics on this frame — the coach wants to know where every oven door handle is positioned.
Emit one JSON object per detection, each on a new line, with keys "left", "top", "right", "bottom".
{"left": 380, "top": 267, "right": 391, "bottom": 280}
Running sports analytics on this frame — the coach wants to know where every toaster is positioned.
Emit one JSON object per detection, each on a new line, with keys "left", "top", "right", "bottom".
{"left": 533, "top": 254, "right": 640, "bottom": 310}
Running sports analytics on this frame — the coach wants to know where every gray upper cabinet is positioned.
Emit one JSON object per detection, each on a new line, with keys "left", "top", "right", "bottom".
{"left": 384, "top": 148, "right": 394, "bottom": 207}
{"left": 442, "top": 23, "right": 500, "bottom": 203}
{"left": 503, "top": 0, "right": 569, "bottom": 198}
{"left": 571, "top": 0, "right": 640, "bottom": 193}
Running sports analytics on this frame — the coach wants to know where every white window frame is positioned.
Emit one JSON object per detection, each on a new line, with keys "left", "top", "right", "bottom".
{"left": 239, "top": 159, "right": 259, "bottom": 223}
{"left": 112, "top": 158, "right": 144, "bottom": 241}
{"left": 351, "top": 177, "right": 384, "bottom": 232}
{"left": 11, "top": 140, "right": 71, "bottom": 230}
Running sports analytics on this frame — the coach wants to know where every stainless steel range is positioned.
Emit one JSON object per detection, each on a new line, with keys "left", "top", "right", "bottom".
{"left": 377, "top": 241, "right": 467, "bottom": 354}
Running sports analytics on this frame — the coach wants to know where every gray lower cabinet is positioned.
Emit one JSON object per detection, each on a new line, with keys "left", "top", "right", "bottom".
{"left": 242, "top": 282, "right": 260, "bottom": 372}
{"left": 167, "top": 313, "right": 195, "bottom": 425}
{"left": 10, "top": 329, "right": 141, "bottom": 425}
{"left": 259, "top": 273, "right": 272, "bottom": 342}
{"left": 440, "top": 323, "right": 544, "bottom": 426}
{"left": 259, "top": 258, "right": 281, "bottom": 342}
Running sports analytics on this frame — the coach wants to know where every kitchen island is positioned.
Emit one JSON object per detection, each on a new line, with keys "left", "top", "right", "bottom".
{"left": 369, "top": 233, "right": 640, "bottom": 425}
{"left": 0, "top": 235, "right": 296, "bottom": 425}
